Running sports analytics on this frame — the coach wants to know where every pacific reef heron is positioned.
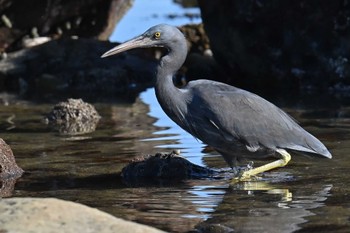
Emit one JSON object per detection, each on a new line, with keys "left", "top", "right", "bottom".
{"left": 101, "top": 24, "right": 332, "bottom": 181}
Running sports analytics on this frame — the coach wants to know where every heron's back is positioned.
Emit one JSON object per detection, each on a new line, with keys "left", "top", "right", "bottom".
{"left": 182, "top": 80, "right": 332, "bottom": 159}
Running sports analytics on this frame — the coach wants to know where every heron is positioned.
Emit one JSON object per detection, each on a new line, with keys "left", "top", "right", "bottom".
{"left": 101, "top": 24, "right": 332, "bottom": 181}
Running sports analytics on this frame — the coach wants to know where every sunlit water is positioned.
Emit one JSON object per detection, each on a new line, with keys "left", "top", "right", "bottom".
{"left": 110, "top": 0, "right": 201, "bottom": 42}
{"left": 140, "top": 88, "right": 206, "bottom": 167}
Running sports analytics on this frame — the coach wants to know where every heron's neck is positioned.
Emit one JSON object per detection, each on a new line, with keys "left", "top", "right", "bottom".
{"left": 154, "top": 45, "right": 187, "bottom": 119}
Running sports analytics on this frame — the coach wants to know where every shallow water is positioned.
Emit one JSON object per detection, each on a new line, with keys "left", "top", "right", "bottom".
{"left": 1, "top": 87, "right": 350, "bottom": 233}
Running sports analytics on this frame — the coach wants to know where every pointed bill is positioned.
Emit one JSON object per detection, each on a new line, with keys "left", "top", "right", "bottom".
{"left": 101, "top": 35, "right": 152, "bottom": 58}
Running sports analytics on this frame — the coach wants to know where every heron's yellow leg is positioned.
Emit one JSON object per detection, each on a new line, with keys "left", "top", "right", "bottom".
{"left": 232, "top": 149, "right": 291, "bottom": 183}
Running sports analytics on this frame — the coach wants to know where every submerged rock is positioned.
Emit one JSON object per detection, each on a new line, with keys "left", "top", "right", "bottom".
{"left": 0, "top": 197, "right": 165, "bottom": 233}
{"left": 0, "top": 138, "right": 24, "bottom": 179}
{"left": 45, "top": 98, "right": 101, "bottom": 135}
{"left": 122, "top": 151, "right": 219, "bottom": 185}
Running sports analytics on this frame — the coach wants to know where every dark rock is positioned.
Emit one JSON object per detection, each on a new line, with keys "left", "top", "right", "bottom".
{"left": 0, "top": 38, "right": 157, "bottom": 100}
{"left": 121, "top": 151, "right": 219, "bottom": 185}
{"left": 45, "top": 98, "right": 101, "bottom": 135}
{"left": 0, "top": 138, "right": 24, "bottom": 179}
{"left": 198, "top": 0, "right": 350, "bottom": 91}
{"left": 0, "top": 0, "right": 132, "bottom": 52}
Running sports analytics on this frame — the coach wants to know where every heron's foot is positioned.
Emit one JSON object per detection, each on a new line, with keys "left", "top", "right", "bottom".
{"left": 230, "top": 172, "right": 260, "bottom": 184}
{"left": 230, "top": 149, "right": 291, "bottom": 184}
{"left": 235, "top": 170, "right": 261, "bottom": 183}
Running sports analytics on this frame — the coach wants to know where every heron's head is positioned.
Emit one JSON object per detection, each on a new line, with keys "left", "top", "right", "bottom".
{"left": 101, "top": 24, "right": 185, "bottom": 58}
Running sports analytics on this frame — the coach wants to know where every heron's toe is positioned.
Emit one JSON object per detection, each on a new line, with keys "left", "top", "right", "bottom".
{"left": 230, "top": 170, "right": 261, "bottom": 183}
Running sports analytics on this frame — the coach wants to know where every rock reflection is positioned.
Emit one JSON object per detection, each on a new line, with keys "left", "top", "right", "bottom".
{"left": 0, "top": 178, "right": 20, "bottom": 197}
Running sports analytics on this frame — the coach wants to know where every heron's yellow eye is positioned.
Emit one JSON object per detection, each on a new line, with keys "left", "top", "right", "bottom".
{"left": 154, "top": 32, "right": 161, "bottom": 39}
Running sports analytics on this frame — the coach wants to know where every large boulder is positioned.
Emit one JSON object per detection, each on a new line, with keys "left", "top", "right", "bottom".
{"left": 198, "top": 0, "right": 350, "bottom": 91}
{"left": 0, "top": 197, "right": 165, "bottom": 233}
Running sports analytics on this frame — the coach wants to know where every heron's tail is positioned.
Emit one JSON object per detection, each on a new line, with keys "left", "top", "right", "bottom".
{"left": 287, "top": 131, "right": 332, "bottom": 159}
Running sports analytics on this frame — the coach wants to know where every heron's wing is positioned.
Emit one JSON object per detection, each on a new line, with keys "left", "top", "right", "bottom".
{"left": 186, "top": 80, "right": 330, "bottom": 157}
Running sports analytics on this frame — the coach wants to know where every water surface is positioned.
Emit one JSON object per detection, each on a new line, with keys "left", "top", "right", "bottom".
{"left": 1, "top": 88, "right": 350, "bottom": 233}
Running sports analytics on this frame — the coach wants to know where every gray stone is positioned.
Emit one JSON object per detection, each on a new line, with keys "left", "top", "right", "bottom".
{"left": 0, "top": 197, "right": 166, "bottom": 233}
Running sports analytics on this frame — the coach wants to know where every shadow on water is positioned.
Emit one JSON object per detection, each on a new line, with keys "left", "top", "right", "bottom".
{"left": 1, "top": 87, "right": 350, "bottom": 232}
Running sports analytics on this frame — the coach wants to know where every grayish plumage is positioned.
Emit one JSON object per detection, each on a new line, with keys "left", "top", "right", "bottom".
{"left": 102, "top": 24, "right": 331, "bottom": 180}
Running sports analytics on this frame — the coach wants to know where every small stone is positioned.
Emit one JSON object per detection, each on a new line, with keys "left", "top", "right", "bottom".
{"left": 45, "top": 98, "right": 101, "bottom": 135}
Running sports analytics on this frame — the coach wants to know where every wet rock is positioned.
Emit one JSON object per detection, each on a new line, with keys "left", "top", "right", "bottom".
{"left": 0, "top": 138, "right": 24, "bottom": 179}
{"left": 45, "top": 98, "right": 101, "bottom": 135}
{"left": 0, "top": 38, "right": 157, "bottom": 99}
{"left": 0, "top": 197, "right": 165, "bottom": 233}
{"left": 122, "top": 151, "right": 219, "bottom": 185}
{"left": 0, "top": 0, "right": 132, "bottom": 52}
{"left": 198, "top": 0, "right": 350, "bottom": 91}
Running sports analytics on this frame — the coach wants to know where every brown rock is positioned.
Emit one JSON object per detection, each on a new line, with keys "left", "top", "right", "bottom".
{"left": 0, "top": 138, "right": 23, "bottom": 179}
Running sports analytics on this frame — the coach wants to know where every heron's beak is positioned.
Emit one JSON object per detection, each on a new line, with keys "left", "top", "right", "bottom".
{"left": 101, "top": 35, "right": 152, "bottom": 58}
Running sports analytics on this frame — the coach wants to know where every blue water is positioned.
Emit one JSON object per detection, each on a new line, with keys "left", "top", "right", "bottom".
{"left": 140, "top": 88, "right": 207, "bottom": 167}
{"left": 110, "top": 0, "right": 201, "bottom": 42}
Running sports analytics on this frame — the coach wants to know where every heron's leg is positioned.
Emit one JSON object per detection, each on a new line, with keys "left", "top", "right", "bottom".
{"left": 232, "top": 149, "right": 291, "bottom": 182}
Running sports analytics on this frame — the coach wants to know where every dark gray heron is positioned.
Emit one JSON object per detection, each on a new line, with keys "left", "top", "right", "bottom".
{"left": 102, "top": 24, "right": 332, "bottom": 181}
